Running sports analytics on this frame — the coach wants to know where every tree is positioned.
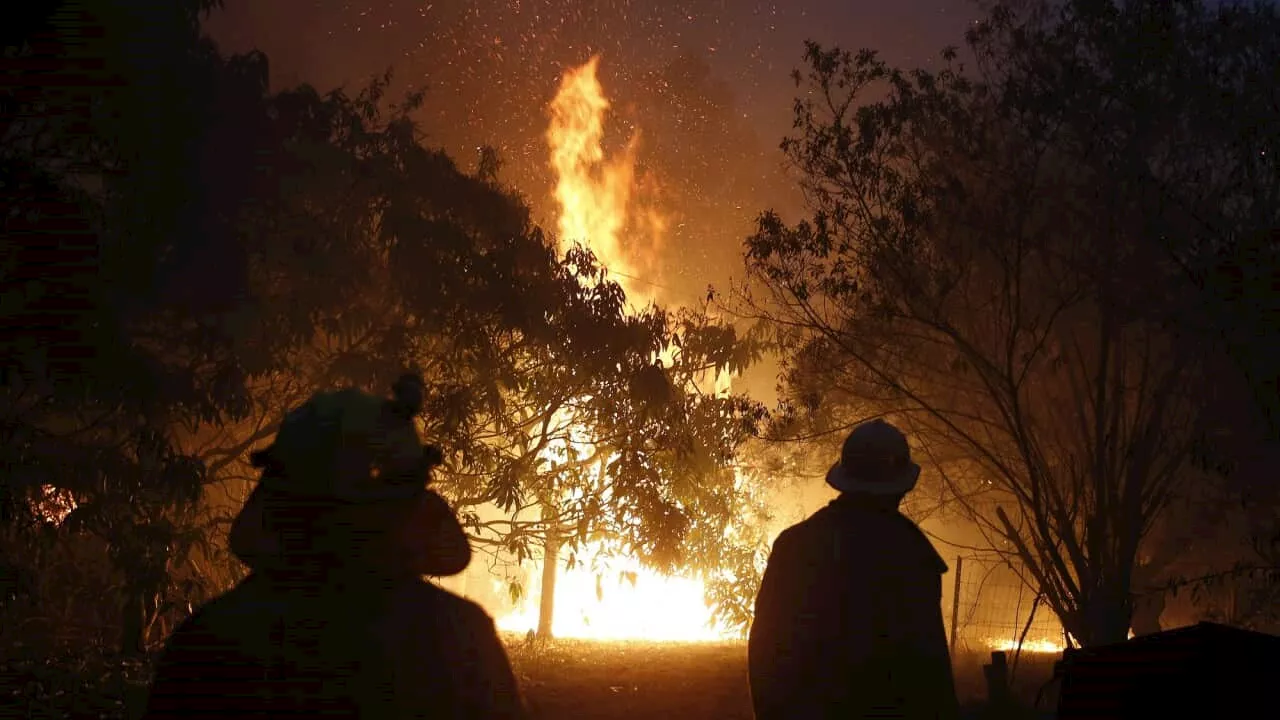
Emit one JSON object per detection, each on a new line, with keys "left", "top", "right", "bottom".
{"left": 1, "top": 0, "right": 282, "bottom": 655}
{"left": 740, "top": 0, "right": 1276, "bottom": 646}
{"left": 165, "top": 71, "right": 769, "bottom": 638}
{"left": 4, "top": 2, "right": 769, "bottom": 650}
{"left": 439, "top": 298, "right": 764, "bottom": 638}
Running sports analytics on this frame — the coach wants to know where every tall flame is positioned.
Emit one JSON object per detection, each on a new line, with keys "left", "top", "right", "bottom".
{"left": 547, "top": 56, "right": 659, "bottom": 306}
{"left": 486, "top": 57, "right": 732, "bottom": 643}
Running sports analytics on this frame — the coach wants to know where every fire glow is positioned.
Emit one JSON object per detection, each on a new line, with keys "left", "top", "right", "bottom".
{"left": 547, "top": 55, "right": 664, "bottom": 306}
{"left": 494, "top": 549, "right": 733, "bottom": 642}
{"left": 488, "top": 57, "right": 731, "bottom": 643}
{"left": 986, "top": 638, "right": 1066, "bottom": 655}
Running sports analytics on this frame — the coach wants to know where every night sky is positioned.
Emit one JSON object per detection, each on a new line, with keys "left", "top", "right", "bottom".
{"left": 204, "top": 1, "right": 980, "bottom": 305}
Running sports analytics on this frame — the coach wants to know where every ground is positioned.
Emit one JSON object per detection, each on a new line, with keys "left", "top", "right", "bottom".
{"left": 3, "top": 636, "right": 1061, "bottom": 719}
{"left": 508, "top": 637, "right": 754, "bottom": 718}
{"left": 504, "top": 634, "right": 1062, "bottom": 719}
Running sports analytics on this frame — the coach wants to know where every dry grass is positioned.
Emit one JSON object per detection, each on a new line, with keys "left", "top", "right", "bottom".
{"left": 504, "top": 634, "right": 1062, "bottom": 719}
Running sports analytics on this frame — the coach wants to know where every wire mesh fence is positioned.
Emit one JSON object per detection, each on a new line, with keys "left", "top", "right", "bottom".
{"left": 945, "top": 554, "right": 1066, "bottom": 657}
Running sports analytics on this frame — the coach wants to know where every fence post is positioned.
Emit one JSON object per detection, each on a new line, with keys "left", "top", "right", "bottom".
{"left": 983, "top": 650, "right": 1012, "bottom": 711}
{"left": 949, "top": 555, "right": 964, "bottom": 656}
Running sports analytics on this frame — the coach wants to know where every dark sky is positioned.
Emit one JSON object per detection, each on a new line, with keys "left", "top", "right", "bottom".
{"left": 204, "top": 0, "right": 979, "bottom": 306}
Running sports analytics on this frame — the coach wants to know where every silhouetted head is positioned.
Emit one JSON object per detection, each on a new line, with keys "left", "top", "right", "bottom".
{"left": 229, "top": 372, "right": 470, "bottom": 577}
{"left": 825, "top": 419, "right": 921, "bottom": 501}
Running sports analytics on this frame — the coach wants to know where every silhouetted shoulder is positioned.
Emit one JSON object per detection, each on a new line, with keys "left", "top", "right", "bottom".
{"left": 768, "top": 522, "right": 803, "bottom": 550}
{"left": 184, "top": 574, "right": 496, "bottom": 634}
{"left": 384, "top": 576, "right": 500, "bottom": 634}
{"left": 161, "top": 575, "right": 283, "bottom": 655}
{"left": 150, "top": 576, "right": 525, "bottom": 720}
{"left": 382, "top": 578, "right": 529, "bottom": 719}
{"left": 396, "top": 576, "right": 489, "bottom": 613}
{"left": 142, "top": 579, "right": 306, "bottom": 720}
{"left": 784, "top": 501, "right": 947, "bottom": 574}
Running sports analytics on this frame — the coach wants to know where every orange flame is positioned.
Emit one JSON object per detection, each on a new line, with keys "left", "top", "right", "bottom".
{"left": 986, "top": 637, "right": 1066, "bottom": 655}
{"left": 494, "top": 552, "right": 733, "bottom": 642}
{"left": 547, "top": 55, "right": 663, "bottom": 306}
{"left": 484, "top": 58, "right": 733, "bottom": 643}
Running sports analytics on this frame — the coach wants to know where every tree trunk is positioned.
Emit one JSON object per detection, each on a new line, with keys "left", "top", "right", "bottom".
{"left": 120, "top": 593, "right": 146, "bottom": 657}
{"left": 537, "top": 526, "right": 560, "bottom": 639}
{"left": 1069, "top": 587, "right": 1133, "bottom": 647}
{"left": 1130, "top": 593, "right": 1165, "bottom": 636}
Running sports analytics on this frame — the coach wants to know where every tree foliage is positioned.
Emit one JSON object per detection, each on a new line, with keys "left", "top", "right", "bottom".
{"left": 3, "top": 0, "right": 768, "bottom": 657}
{"left": 2, "top": 0, "right": 268, "bottom": 656}
{"left": 173, "top": 68, "right": 768, "bottom": 633}
{"left": 740, "top": 0, "right": 1278, "bottom": 646}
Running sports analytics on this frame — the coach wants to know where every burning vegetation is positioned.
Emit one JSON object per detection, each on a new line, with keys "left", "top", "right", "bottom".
{"left": 471, "top": 56, "right": 748, "bottom": 643}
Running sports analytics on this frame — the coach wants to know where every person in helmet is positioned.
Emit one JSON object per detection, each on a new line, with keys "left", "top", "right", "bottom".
{"left": 748, "top": 419, "right": 958, "bottom": 720}
{"left": 143, "top": 373, "right": 527, "bottom": 719}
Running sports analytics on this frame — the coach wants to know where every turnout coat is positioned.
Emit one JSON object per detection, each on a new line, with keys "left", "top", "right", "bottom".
{"left": 143, "top": 568, "right": 527, "bottom": 719}
{"left": 748, "top": 495, "right": 959, "bottom": 720}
